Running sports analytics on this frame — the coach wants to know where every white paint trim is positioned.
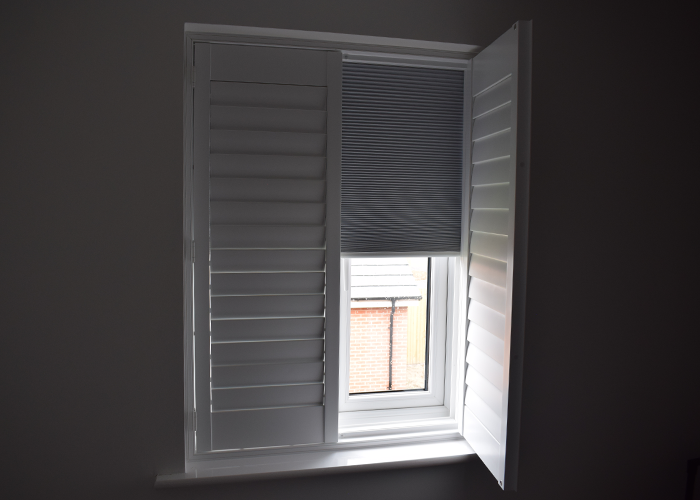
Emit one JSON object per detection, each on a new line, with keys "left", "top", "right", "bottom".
{"left": 185, "top": 23, "right": 480, "bottom": 59}
{"left": 156, "top": 435, "right": 473, "bottom": 487}
{"left": 342, "top": 50, "right": 469, "bottom": 70}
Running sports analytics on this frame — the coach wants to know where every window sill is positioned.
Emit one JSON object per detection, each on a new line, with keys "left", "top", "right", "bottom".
{"left": 155, "top": 434, "right": 474, "bottom": 488}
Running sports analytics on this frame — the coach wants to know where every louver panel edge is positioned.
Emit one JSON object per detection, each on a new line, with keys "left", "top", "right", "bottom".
{"left": 211, "top": 405, "right": 324, "bottom": 450}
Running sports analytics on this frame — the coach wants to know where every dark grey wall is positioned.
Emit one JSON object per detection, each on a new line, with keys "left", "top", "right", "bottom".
{"left": 1, "top": 1, "right": 697, "bottom": 499}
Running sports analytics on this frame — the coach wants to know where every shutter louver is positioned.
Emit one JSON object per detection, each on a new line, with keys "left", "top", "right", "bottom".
{"left": 193, "top": 44, "right": 340, "bottom": 452}
{"left": 341, "top": 63, "right": 464, "bottom": 254}
{"left": 463, "top": 22, "right": 531, "bottom": 490}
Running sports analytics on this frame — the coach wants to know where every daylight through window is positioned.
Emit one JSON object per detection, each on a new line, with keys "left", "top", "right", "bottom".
{"left": 348, "top": 257, "right": 430, "bottom": 394}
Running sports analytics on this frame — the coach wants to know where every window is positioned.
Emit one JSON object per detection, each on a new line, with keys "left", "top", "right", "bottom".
{"left": 161, "top": 21, "right": 531, "bottom": 491}
{"left": 339, "top": 257, "right": 448, "bottom": 414}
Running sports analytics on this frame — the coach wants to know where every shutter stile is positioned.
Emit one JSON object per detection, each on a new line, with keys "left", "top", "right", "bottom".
{"left": 341, "top": 63, "right": 464, "bottom": 254}
{"left": 194, "top": 44, "right": 333, "bottom": 452}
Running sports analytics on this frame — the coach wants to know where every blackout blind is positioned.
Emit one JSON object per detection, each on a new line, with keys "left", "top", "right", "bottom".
{"left": 341, "top": 62, "right": 465, "bottom": 254}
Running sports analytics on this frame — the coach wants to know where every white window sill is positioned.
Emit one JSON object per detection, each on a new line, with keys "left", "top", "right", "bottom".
{"left": 155, "top": 434, "right": 474, "bottom": 488}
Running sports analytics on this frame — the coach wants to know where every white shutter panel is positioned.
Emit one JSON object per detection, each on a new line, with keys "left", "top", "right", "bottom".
{"left": 193, "top": 43, "right": 341, "bottom": 452}
{"left": 463, "top": 21, "right": 531, "bottom": 490}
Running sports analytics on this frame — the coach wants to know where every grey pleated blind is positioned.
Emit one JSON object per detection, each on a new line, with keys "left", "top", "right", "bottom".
{"left": 193, "top": 43, "right": 339, "bottom": 452}
{"left": 341, "top": 63, "right": 464, "bottom": 254}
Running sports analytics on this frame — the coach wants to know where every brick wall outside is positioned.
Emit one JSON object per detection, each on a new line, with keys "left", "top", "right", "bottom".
{"left": 349, "top": 306, "right": 409, "bottom": 393}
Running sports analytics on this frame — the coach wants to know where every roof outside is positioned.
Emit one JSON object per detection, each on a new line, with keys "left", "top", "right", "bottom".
{"left": 350, "top": 258, "right": 422, "bottom": 301}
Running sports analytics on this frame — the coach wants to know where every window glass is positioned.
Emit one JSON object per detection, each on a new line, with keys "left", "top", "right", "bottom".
{"left": 348, "top": 257, "right": 430, "bottom": 394}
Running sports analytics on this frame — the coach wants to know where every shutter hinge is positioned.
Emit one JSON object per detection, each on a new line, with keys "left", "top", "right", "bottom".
{"left": 193, "top": 410, "right": 197, "bottom": 432}
{"left": 191, "top": 241, "right": 195, "bottom": 263}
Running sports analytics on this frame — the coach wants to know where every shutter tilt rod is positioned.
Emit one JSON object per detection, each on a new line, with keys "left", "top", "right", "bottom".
{"left": 388, "top": 298, "right": 396, "bottom": 391}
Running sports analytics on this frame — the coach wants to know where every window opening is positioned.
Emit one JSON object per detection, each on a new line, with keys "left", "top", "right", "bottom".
{"left": 348, "top": 257, "right": 431, "bottom": 394}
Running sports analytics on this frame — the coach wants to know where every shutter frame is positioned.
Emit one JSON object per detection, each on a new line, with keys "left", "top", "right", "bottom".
{"left": 192, "top": 43, "right": 340, "bottom": 453}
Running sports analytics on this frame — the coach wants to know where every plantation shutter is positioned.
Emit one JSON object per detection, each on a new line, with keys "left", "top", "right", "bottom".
{"left": 341, "top": 63, "right": 465, "bottom": 254}
{"left": 463, "top": 22, "right": 531, "bottom": 490}
{"left": 193, "top": 43, "right": 341, "bottom": 452}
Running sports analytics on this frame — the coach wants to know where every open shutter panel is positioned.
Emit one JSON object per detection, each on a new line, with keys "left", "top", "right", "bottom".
{"left": 463, "top": 21, "right": 531, "bottom": 490}
{"left": 193, "top": 43, "right": 341, "bottom": 452}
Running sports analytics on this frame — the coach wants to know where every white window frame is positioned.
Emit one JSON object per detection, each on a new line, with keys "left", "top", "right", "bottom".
{"left": 339, "top": 256, "right": 468, "bottom": 437}
{"left": 338, "top": 257, "right": 448, "bottom": 412}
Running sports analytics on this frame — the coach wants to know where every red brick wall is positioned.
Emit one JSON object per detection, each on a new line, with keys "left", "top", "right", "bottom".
{"left": 349, "top": 306, "right": 409, "bottom": 393}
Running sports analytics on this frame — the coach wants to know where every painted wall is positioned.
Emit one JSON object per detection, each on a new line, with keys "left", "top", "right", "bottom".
{"left": 1, "top": 1, "right": 698, "bottom": 499}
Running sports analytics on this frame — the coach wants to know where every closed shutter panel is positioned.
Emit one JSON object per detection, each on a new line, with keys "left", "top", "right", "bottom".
{"left": 193, "top": 43, "right": 341, "bottom": 452}
{"left": 341, "top": 63, "right": 464, "bottom": 254}
{"left": 463, "top": 22, "right": 531, "bottom": 490}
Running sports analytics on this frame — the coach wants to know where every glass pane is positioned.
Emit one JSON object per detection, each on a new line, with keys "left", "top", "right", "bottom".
{"left": 348, "top": 257, "right": 429, "bottom": 394}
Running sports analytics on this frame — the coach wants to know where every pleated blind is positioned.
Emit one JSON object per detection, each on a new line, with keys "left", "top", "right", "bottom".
{"left": 193, "top": 43, "right": 340, "bottom": 452}
{"left": 462, "top": 22, "right": 530, "bottom": 490}
{"left": 341, "top": 63, "right": 465, "bottom": 254}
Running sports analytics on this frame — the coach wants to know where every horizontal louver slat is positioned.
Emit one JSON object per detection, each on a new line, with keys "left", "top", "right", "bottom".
{"left": 211, "top": 225, "right": 325, "bottom": 249}
{"left": 466, "top": 343, "right": 503, "bottom": 390}
{"left": 471, "top": 158, "right": 511, "bottom": 186}
{"left": 211, "top": 272, "right": 325, "bottom": 296}
{"left": 473, "top": 77, "right": 512, "bottom": 117}
{"left": 467, "top": 321, "right": 505, "bottom": 364}
{"left": 211, "top": 294, "right": 325, "bottom": 319}
{"left": 472, "top": 130, "right": 511, "bottom": 163}
{"left": 468, "top": 254, "right": 507, "bottom": 288}
{"left": 468, "top": 300, "right": 506, "bottom": 340}
{"left": 211, "top": 249, "right": 325, "bottom": 273}
{"left": 211, "top": 81, "right": 327, "bottom": 110}
{"left": 470, "top": 209, "right": 509, "bottom": 236}
{"left": 212, "top": 384, "right": 324, "bottom": 411}
{"left": 212, "top": 406, "right": 324, "bottom": 450}
{"left": 211, "top": 317, "right": 325, "bottom": 342}
{"left": 210, "top": 44, "right": 327, "bottom": 86}
{"left": 471, "top": 184, "right": 510, "bottom": 209}
{"left": 210, "top": 178, "right": 326, "bottom": 203}
{"left": 341, "top": 62, "right": 464, "bottom": 253}
{"left": 468, "top": 277, "right": 507, "bottom": 315}
{"left": 465, "top": 388, "right": 502, "bottom": 442}
{"left": 470, "top": 232, "right": 508, "bottom": 262}
{"left": 466, "top": 365, "right": 503, "bottom": 416}
{"left": 472, "top": 102, "right": 512, "bottom": 141}
{"left": 210, "top": 154, "right": 326, "bottom": 179}
{"left": 210, "top": 130, "right": 326, "bottom": 156}
{"left": 211, "top": 339, "right": 324, "bottom": 366}
{"left": 210, "top": 106, "right": 327, "bottom": 133}
{"left": 210, "top": 201, "right": 325, "bottom": 225}
{"left": 212, "top": 361, "right": 324, "bottom": 388}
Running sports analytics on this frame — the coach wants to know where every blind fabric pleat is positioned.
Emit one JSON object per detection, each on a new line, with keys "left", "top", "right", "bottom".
{"left": 341, "top": 63, "right": 464, "bottom": 254}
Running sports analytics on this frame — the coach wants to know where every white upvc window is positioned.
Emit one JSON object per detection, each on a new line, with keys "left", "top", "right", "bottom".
{"left": 339, "top": 257, "right": 448, "bottom": 413}
{"left": 158, "top": 21, "right": 531, "bottom": 492}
